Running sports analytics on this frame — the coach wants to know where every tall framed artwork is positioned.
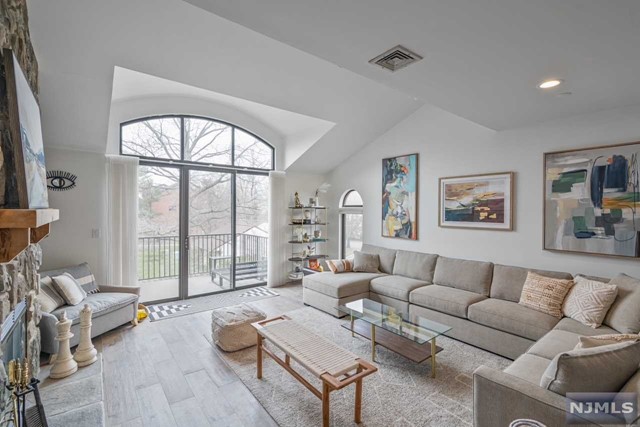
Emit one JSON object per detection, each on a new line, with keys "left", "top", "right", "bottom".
{"left": 382, "top": 153, "right": 418, "bottom": 240}
{"left": 544, "top": 141, "right": 640, "bottom": 258}
{"left": 439, "top": 172, "right": 514, "bottom": 230}
{"left": 3, "top": 48, "right": 49, "bottom": 209}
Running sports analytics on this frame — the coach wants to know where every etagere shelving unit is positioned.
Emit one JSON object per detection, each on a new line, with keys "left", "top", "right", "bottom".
{"left": 288, "top": 206, "right": 328, "bottom": 280}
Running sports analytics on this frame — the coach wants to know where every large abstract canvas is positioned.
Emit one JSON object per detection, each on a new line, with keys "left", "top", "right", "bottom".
{"left": 3, "top": 50, "right": 48, "bottom": 209}
{"left": 382, "top": 154, "right": 418, "bottom": 239}
{"left": 545, "top": 142, "right": 640, "bottom": 258}
{"left": 439, "top": 172, "right": 513, "bottom": 230}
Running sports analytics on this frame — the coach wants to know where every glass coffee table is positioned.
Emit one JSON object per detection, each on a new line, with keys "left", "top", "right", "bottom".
{"left": 337, "top": 298, "right": 451, "bottom": 378}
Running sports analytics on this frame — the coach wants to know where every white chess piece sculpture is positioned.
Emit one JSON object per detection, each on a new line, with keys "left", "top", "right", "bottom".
{"left": 49, "top": 311, "right": 78, "bottom": 379}
{"left": 74, "top": 304, "right": 98, "bottom": 367}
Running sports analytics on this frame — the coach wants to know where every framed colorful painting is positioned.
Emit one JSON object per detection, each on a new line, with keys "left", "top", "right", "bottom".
{"left": 382, "top": 153, "right": 418, "bottom": 239}
{"left": 544, "top": 142, "right": 640, "bottom": 258}
{"left": 439, "top": 172, "right": 514, "bottom": 230}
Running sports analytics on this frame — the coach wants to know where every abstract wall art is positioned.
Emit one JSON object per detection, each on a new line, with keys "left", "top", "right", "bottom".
{"left": 3, "top": 49, "right": 48, "bottom": 208}
{"left": 439, "top": 172, "right": 513, "bottom": 230}
{"left": 544, "top": 142, "right": 640, "bottom": 258}
{"left": 382, "top": 153, "right": 418, "bottom": 239}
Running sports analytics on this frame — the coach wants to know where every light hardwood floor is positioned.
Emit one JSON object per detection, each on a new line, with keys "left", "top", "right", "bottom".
{"left": 92, "top": 283, "right": 304, "bottom": 427}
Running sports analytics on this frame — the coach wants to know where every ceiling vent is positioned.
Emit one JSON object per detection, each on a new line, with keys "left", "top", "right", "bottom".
{"left": 369, "top": 45, "right": 423, "bottom": 72}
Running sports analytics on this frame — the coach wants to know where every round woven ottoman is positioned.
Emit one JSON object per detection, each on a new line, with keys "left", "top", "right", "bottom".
{"left": 211, "top": 303, "right": 267, "bottom": 352}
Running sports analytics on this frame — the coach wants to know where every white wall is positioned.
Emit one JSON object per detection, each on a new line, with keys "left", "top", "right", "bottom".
{"left": 40, "top": 147, "right": 107, "bottom": 282}
{"left": 327, "top": 103, "right": 640, "bottom": 279}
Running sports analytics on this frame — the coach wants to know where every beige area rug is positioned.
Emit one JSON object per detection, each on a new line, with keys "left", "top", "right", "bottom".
{"left": 220, "top": 307, "right": 510, "bottom": 427}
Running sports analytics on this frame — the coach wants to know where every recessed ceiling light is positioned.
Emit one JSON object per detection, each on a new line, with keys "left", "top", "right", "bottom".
{"left": 538, "top": 79, "right": 563, "bottom": 89}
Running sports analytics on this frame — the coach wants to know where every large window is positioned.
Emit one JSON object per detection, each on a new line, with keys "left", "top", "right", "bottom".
{"left": 121, "top": 115, "right": 274, "bottom": 170}
{"left": 340, "top": 190, "right": 363, "bottom": 259}
{"left": 121, "top": 115, "right": 273, "bottom": 303}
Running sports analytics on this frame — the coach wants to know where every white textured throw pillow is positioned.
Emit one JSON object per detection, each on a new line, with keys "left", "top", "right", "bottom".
{"left": 562, "top": 275, "right": 618, "bottom": 328}
{"left": 52, "top": 273, "right": 87, "bottom": 306}
{"left": 575, "top": 333, "right": 640, "bottom": 349}
{"left": 37, "top": 276, "right": 65, "bottom": 313}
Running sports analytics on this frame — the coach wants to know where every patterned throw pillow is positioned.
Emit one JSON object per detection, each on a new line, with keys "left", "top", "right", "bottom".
{"left": 575, "top": 333, "right": 640, "bottom": 349}
{"left": 37, "top": 276, "right": 66, "bottom": 313}
{"left": 519, "top": 272, "right": 574, "bottom": 318}
{"left": 326, "top": 259, "right": 353, "bottom": 274}
{"left": 52, "top": 273, "right": 87, "bottom": 306}
{"left": 562, "top": 276, "right": 618, "bottom": 328}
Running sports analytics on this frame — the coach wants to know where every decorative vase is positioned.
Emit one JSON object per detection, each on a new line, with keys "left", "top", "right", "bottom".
{"left": 73, "top": 304, "right": 98, "bottom": 367}
{"left": 314, "top": 230, "right": 321, "bottom": 239}
{"left": 50, "top": 311, "right": 78, "bottom": 379}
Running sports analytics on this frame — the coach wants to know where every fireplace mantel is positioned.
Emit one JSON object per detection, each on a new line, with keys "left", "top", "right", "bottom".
{"left": 0, "top": 209, "right": 59, "bottom": 262}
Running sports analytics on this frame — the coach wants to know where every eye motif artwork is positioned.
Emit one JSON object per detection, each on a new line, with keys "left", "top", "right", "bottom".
{"left": 46, "top": 170, "right": 77, "bottom": 191}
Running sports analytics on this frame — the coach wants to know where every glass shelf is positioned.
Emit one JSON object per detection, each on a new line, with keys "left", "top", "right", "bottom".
{"left": 289, "top": 206, "right": 327, "bottom": 209}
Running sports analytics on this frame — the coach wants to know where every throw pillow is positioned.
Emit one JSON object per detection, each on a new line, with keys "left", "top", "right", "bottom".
{"left": 326, "top": 259, "right": 353, "bottom": 274}
{"left": 352, "top": 251, "right": 380, "bottom": 273}
{"left": 604, "top": 274, "right": 640, "bottom": 334}
{"left": 562, "top": 275, "right": 618, "bottom": 328}
{"left": 575, "top": 333, "right": 640, "bottom": 349}
{"left": 519, "top": 272, "right": 574, "bottom": 318}
{"left": 52, "top": 273, "right": 87, "bottom": 306}
{"left": 37, "top": 276, "right": 65, "bottom": 313}
{"left": 540, "top": 340, "right": 640, "bottom": 396}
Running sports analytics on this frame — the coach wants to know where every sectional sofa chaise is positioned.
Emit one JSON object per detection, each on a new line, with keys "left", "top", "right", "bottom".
{"left": 302, "top": 244, "right": 640, "bottom": 426}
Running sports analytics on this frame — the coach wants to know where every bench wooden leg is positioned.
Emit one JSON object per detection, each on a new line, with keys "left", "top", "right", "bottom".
{"left": 355, "top": 367, "right": 363, "bottom": 423}
{"left": 322, "top": 382, "right": 330, "bottom": 427}
{"left": 257, "top": 334, "right": 263, "bottom": 379}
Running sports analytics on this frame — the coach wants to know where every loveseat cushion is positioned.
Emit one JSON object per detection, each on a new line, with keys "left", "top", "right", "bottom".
{"left": 490, "top": 264, "right": 573, "bottom": 303}
{"left": 603, "top": 274, "right": 640, "bottom": 334}
{"left": 51, "top": 292, "right": 138, "bottom": 325}
{"left": 370, "top": 275, "right": 428, "bottom": 301}
{"left": 503, "top": 353, "right": 551, "bottom": 385}
{"left": 433, "top": 256, "right": 493, "bottom": 296}
{"left": 410, "top": 285, "right": 486, "bottom": 318}
{"left": 40, "top": 262, "right": 99, "bottom": 295}
{"left": 527, "top": 330, "right": 581, "bottom": 360}
{"left": 361, "top": 244, "right": 397, "bottom": 274}
{"left": 392, "top": 250, "right": 438, "bottom": 282}
{"left": 468, "top": 298, "right": 559, "bottom": 340}
{"left": 553, "top": 317, "right": 618, "bottom": 337}
{"left": 302, "top": 272, "right": 384, "bottom": 298}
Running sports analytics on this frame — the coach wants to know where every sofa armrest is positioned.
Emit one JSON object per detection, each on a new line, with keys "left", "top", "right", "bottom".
{"left": 98, "top": 285, "right": 140, "bottom": 296}
{"left": 473, "top": 366, "right": 598, "bottom": 427}
{"left": 39, "top": 311, "right": 60, "bottom": 355}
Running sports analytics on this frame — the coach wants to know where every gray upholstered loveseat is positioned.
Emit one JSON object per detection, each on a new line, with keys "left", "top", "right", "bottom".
{"left": 302, "top": 244, "right": 640, "bottom": 426}
{"left": 39, "top": 263, "right": 140, "bottom": 355}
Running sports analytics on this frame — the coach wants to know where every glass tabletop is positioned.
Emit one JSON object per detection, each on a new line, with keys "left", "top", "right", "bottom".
{"left": 337, "top": 298, "right": 452, "bottom": 345}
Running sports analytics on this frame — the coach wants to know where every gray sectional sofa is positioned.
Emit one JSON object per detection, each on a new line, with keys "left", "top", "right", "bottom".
{"left": 39, "top": 263, "right": 140, "bottom": 355}
{"left": 302, "top": 244, "right": 640, "bottom": 426}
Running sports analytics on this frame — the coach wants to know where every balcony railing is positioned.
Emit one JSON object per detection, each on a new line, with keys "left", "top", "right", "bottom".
{"left": 138, "top": 233, "right": 268, "bottom": 281}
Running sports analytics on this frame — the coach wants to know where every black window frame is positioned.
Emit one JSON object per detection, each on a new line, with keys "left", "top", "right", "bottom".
{"left": 120, "top": 114, "right": 275, "bottom": 172}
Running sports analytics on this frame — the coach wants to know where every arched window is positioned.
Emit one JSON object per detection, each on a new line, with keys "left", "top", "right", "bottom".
{"left": 120, "top": 115, "right": 274, "bottom": 170}
{"left": 340, "top": 190, "right": 363, "bottom": 259}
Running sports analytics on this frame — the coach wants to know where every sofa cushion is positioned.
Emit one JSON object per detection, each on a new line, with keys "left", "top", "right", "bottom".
{"left": 540, "top": 341, "right": 640, "bottom": 396}
{"left": 370, "top": 275, "right": 428, "bottom": 301}
{"left": 433, "top": 256, "right": 493, "bottom": 296}
{"left": 392, "top": 250, "right": 438, "bottom": 282}
{"left": 52, "top": 292, "right": 138, "bottom": 325}
{"left": 553, "top": 317, "right": 618, "bottom": 336}
{"left": 603, "top": 274, "right": 640, "bottom": 334}
{"left": 490, "top": 264, "right": 573, "bottom": 303}
{"left": 302, "top": 272, "right": 383, "bottom": 298}
{"left": 504, "top": 354, "right": 552, "bottom": 385}
{"left": 40, "top": 262, "right": 99, "bottom": 295}
{"left": 51, "top": 273, "right": 87, "bottom": 306}
{"left": 468, "top": 298, "right": 559, "bottom": 340}
{"left": 361, "top": 244, "right": 397, "bottom": 274}
{"left": 38, "top": 276, "right": 65, "bottom": 313}
{"left": 527, "top": 330, "right": 581, "bottom": 360}
{"left": 410, "top": 285, "right": 486, "bottom": 319}
{"left": 518, "top": 272, "right": 574, "bottom": 318}
{"left": 562, "top": 275, "right": 618, "bottom": 328}
{"left": 353, "top": 251, "right": 380, "bottom": 273}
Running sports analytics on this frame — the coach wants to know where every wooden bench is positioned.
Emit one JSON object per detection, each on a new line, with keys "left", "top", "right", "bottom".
{"left": 253, "top": 316, "right": 377, "bottom": 427}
